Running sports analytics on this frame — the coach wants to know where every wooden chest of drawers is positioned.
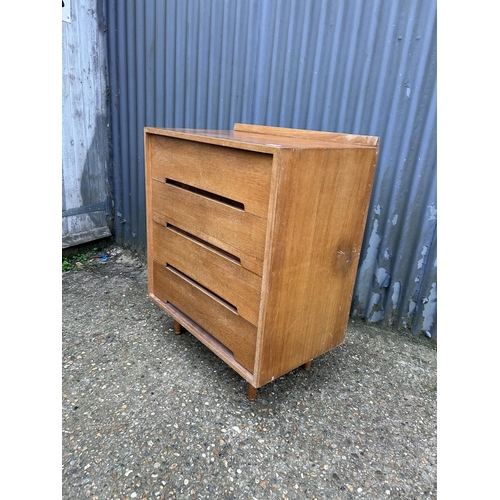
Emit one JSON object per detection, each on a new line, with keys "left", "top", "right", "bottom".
{"left": 145, "top": 124, "right": 379, "bottom": 398}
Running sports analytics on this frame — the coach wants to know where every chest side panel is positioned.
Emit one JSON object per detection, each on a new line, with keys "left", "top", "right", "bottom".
{"left": 256, "top": 147, "right": 378, "bottom": 387}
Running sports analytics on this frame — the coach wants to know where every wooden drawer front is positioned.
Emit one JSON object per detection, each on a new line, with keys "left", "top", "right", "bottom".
{"left": 152, "top": 179, "right": 267, "bottom": 276}
{"left": 152, "top": 221, "right": 262, "bottom": 327}
{"left": 150, "top": 135, "right": 272, "bottom": 219}
{"left": 153, "top": 260, "right": 257, "bottom": 373}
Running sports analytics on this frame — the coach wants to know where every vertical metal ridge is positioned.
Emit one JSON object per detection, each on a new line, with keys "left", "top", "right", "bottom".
{"left": 126, "top": 1, "right": 137, "bottom": 244}
{"left": 349, "top": 0, "right": 380, "bottom": 133}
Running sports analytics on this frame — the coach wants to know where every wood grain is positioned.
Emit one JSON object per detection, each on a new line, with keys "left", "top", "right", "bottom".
{"left": 151, "top": 179, "right": 267, "bottom": 276}
{"left": 150, "top": 135, "right": 272, "bottom": 218}
{"left": 159, "top": 301, "right": 255, "bottom": 384}
{"left": 254, "top": 147, "right": 378, "bottom": 386}
{"left": 233, "top": 123, "right": 380, "bottom": 146}
{"left": 144, "top": 130, "right": 156, "bottom": 300}
{"left": 152, "top": 221, "right": 262, "bottom": 326}
{"left": 152, "top": 260, "right": 257, "bottom": 373}
{"left": 145, "top": 126, "right": 376, "bottom": 152}
{"left": 145, "top": 125, "right": 379, "bottom": 393}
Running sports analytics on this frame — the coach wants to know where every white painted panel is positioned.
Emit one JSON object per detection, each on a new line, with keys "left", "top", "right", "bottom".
{"left": 62, "top": 0, "right": 110, "bottom": 247}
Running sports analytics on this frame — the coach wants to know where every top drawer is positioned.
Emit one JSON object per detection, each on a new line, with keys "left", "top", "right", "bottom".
{"left": 149, "top": 135, "right": 273, "bottom": 219}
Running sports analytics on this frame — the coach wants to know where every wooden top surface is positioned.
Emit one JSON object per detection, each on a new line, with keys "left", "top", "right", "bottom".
{"left": 145, "top": 123, "right": 379, "bottom": 153}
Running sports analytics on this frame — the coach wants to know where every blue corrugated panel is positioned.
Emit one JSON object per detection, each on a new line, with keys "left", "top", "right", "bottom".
{"left": 105, "top": 0, "right": 437, "bottom": 337}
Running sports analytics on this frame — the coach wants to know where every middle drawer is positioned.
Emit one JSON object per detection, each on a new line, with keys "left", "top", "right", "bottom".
{"left": 152, "top": 179, "right": 267, "bottom": 276}
{"left": 152, "top": 221, "right": 262, "bottom": 327}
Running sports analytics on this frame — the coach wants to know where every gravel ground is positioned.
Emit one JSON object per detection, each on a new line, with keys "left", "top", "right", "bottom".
{"left": 62, "top": 247, "right": 437, "bottom": 500}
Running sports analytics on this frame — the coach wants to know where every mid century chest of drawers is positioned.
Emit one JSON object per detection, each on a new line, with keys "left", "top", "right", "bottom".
{"left": 145, "top": 124, "right": 379, "bottom": 399}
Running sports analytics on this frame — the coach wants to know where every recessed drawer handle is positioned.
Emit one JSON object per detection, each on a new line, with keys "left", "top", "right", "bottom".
{"left": 166, "top": 264, "right": 238, "bottom": 315}
{"left": 166, "top": 178, "right": 245, "bottom": 211}
{"left": 166, "top": 224, "right": 241, "bottom": 265}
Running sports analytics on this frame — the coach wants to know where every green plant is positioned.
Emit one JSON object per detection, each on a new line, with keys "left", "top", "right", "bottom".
{"left": 62, "top": 251, "right": 93, "bottom": 272}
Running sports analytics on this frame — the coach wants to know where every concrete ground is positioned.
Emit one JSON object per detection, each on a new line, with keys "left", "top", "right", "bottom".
{"left": 62, "top": 247, "right": 437, "bottom": 499}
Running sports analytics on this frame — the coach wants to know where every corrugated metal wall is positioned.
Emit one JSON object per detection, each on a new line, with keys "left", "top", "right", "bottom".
{"left": 105, "top": 0, "right": 437, "bottom": 338}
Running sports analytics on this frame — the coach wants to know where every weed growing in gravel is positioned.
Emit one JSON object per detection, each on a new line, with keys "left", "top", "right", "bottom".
{"left": 62, "top": 247, "right": 99, "bottom": 272}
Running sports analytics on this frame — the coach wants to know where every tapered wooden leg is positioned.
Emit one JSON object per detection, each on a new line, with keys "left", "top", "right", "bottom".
{"left": 302, "top": 360, "right": 312, "bottom": 370}
{"left": 248, "top": 383, "right": 257, "bottom": 400}
{"left": 173, "top": 320, "right": 182, "bottom": 335}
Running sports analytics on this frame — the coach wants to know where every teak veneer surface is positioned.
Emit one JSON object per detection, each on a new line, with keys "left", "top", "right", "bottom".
{"left": 152, "top": 222, "right": 262, "bottom": 326}
{"left": 152, "top": 260, "right": 258, "bottom": 373}
{"left": 145, "top": 125, "right": 379, "bottom": 152}
{"left": 145, "top": 123, "right": 379, "bottom": 395}
{"left": 151, "top": 179, "right": 267, "bottom": 276}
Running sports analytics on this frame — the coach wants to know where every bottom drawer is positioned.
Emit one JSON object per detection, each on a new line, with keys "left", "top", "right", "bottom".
{"left": 152, "top": 260, "right": 257, "bottom": 373}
